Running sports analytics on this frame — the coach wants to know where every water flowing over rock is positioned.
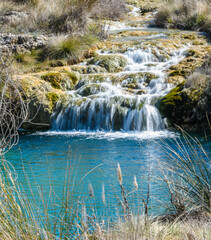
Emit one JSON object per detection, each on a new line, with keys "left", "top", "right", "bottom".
{"left": 51, "top": 46, "right": 188, "bottom": 132}
{"left": 9, "top": 3, "right": 210, "bottom": 132}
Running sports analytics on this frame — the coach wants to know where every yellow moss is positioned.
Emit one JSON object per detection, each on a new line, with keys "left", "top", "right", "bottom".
{"left": 46, "top": 92, "right": 59, "bottom": 110}
{"left": 41, "top": 72, "right": 62, "bottom": 89}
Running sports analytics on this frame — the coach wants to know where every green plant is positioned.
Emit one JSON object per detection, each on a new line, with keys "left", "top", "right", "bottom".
{"left": 41, "top": 72, "right": 62, "bottom": 89}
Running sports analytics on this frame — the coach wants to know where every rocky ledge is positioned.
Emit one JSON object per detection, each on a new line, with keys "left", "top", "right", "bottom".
{"left": 158, "top": 56, "right": 211, "bottom": 130}
{"left": 0, "top": 33, "right": 48, "bottom": 53}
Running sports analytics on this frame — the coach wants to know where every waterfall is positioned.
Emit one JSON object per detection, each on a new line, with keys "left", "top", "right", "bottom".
{"left": 51, "top": 46, "right": 187, "bottom": 132}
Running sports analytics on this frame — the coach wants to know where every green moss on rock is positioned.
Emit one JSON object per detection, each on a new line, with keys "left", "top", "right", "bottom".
{"left": 88, "top": 54, "right": 128, "bottom": 73}
{"left": 185, "top": 49, "right": 200, "bottom": 57}
{"left": 169, "top": 70, "right": 186, "bottom": 77}
{"left": 181, "top": 34, "right": 197, "bottom": 40}
{"left": 41, "top": 71, "right": 79, "bottom": 90}
{"left": 41, "top": 72, "right": 62, "bottom": 89}
{"left": 157, "top": 78, "right": 210, "bottom": 128}
{"left": 77, "top": 84, "right": 106, "bottom": 96}
{"left": 66, "top": 71, "right": 79, "bottom": 85}
{"left": 49, "top": 60, "right": 67, "bottom": 67}
{"left": 46, "top": 92, "right": 59, "bottom": 110}
{"left": 161, "top": 82, "right": 184, "bottom": 106}
{"left": 136, "top": 89, "right": 147, "bottom": 95}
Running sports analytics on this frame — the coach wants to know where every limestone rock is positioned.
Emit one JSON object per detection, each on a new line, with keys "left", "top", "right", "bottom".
{"left": 87, "top": 54, "right": 128, "bottom": 72}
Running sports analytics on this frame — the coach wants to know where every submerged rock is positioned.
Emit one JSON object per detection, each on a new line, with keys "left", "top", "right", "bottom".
{"left": 75, "top": 73, "right": 115, "bottom": 89}
{"left": 119, "top": 72, "right": 158, "bottom": 84}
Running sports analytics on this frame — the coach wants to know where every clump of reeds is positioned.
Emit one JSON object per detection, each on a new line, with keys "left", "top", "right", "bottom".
{"left": 81, "top": 159, "right": 211, "bottom": 240}
{"left": 99, "top": 216, "right": 211, "bottom": 240}
{"left": 39, "top": 34, "right": 98, "bottom": 63}
{"left": 0, "top": 156, "right": 52, "bottom": 239}
{"left": 160, "top": 130, "right": 211, "bottom": 216}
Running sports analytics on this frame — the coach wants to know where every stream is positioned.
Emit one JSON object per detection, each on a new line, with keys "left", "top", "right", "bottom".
{"left": 5, "top": 4, "right": 211, "bottom": 224}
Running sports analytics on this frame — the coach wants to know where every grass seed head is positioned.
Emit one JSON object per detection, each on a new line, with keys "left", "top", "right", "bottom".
{"left": 117, "top": 163, "right": 123, "bottom": 186}
{"left": 133, "top": 175, "right": 138, "bottom": 190}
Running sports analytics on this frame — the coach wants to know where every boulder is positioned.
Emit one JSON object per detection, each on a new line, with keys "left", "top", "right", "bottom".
{"left": 17, "top": 70, "right": 77, "bottom": 130}
{"left": 158, "top": 74, "right": 211, "bottom": 130}
{"left": 87, "top": 54, "right": 128, "bottom": 72}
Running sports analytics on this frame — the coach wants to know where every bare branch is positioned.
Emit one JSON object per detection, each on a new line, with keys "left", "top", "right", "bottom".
{"left": 0, "top": 52, "right": 28, "bottom": 154}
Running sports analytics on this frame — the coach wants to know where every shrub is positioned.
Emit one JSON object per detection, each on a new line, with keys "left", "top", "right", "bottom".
{"left": 0, "top": 55, "right": 28, "bottom": 154}
{"left": 91, "top": 0, "right": 127, "bottom": 20}
{"left": 140, "top": 0, "right": 161, "bottom": 15}
{"left": 155, "top": 0, "right": 211, "bottom": 35}
{"left": 1, "top": 0, "right": 127, "bottom": 35}
{"left": 201, "top": 14, "right": 211, "bottom": 38}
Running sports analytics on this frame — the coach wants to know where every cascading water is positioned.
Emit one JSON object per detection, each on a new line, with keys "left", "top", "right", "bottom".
{"left": 51, "top": 45, "right": 188, "bottom": 132}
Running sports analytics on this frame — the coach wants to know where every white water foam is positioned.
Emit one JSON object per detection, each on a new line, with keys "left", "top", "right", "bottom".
{"left": 49, "top": 2, "right": 190, "bottom": 136}
{"left": 32, "top": 130, "right": 178, "bottom": 141}
{"left": 104, "top": 22, "right": 142, "bottom": 31}
{"left": 51, "top": 45, "right": 188, "bottom": 133}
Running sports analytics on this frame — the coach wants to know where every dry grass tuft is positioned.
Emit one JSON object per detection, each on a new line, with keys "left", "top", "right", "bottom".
{"left": 92, "top": 0, "right": 127, "bottom": 20}
{"left": 39, "top": 34, "right": 98, "bottom": 63}
{"left": 102, "top": 216, "right": 211, "bottom": 240}
{"left": 159, "top": 131, "right": 211, "bottom": 216}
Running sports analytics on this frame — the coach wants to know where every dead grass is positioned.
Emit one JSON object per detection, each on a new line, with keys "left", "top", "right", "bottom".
{"left": 139, "top": 0, "right": 162, "bottom": 14}
{"left": 1, "top": 0, "right": 98, "bottom": 34}
{"left": 0, "top": 0, "right": 127, "bottom": 35}
{"left": 101, "top": 216, "right": 211, "bottom": 240}
{"left": 39, "top": 34, "right": 98, "bottom": 62}
{"left": 92, "top": 0, "right": 127, "bottom": 20}
{"left": 155, "top": 0, "right": 211, "bottom": 37}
